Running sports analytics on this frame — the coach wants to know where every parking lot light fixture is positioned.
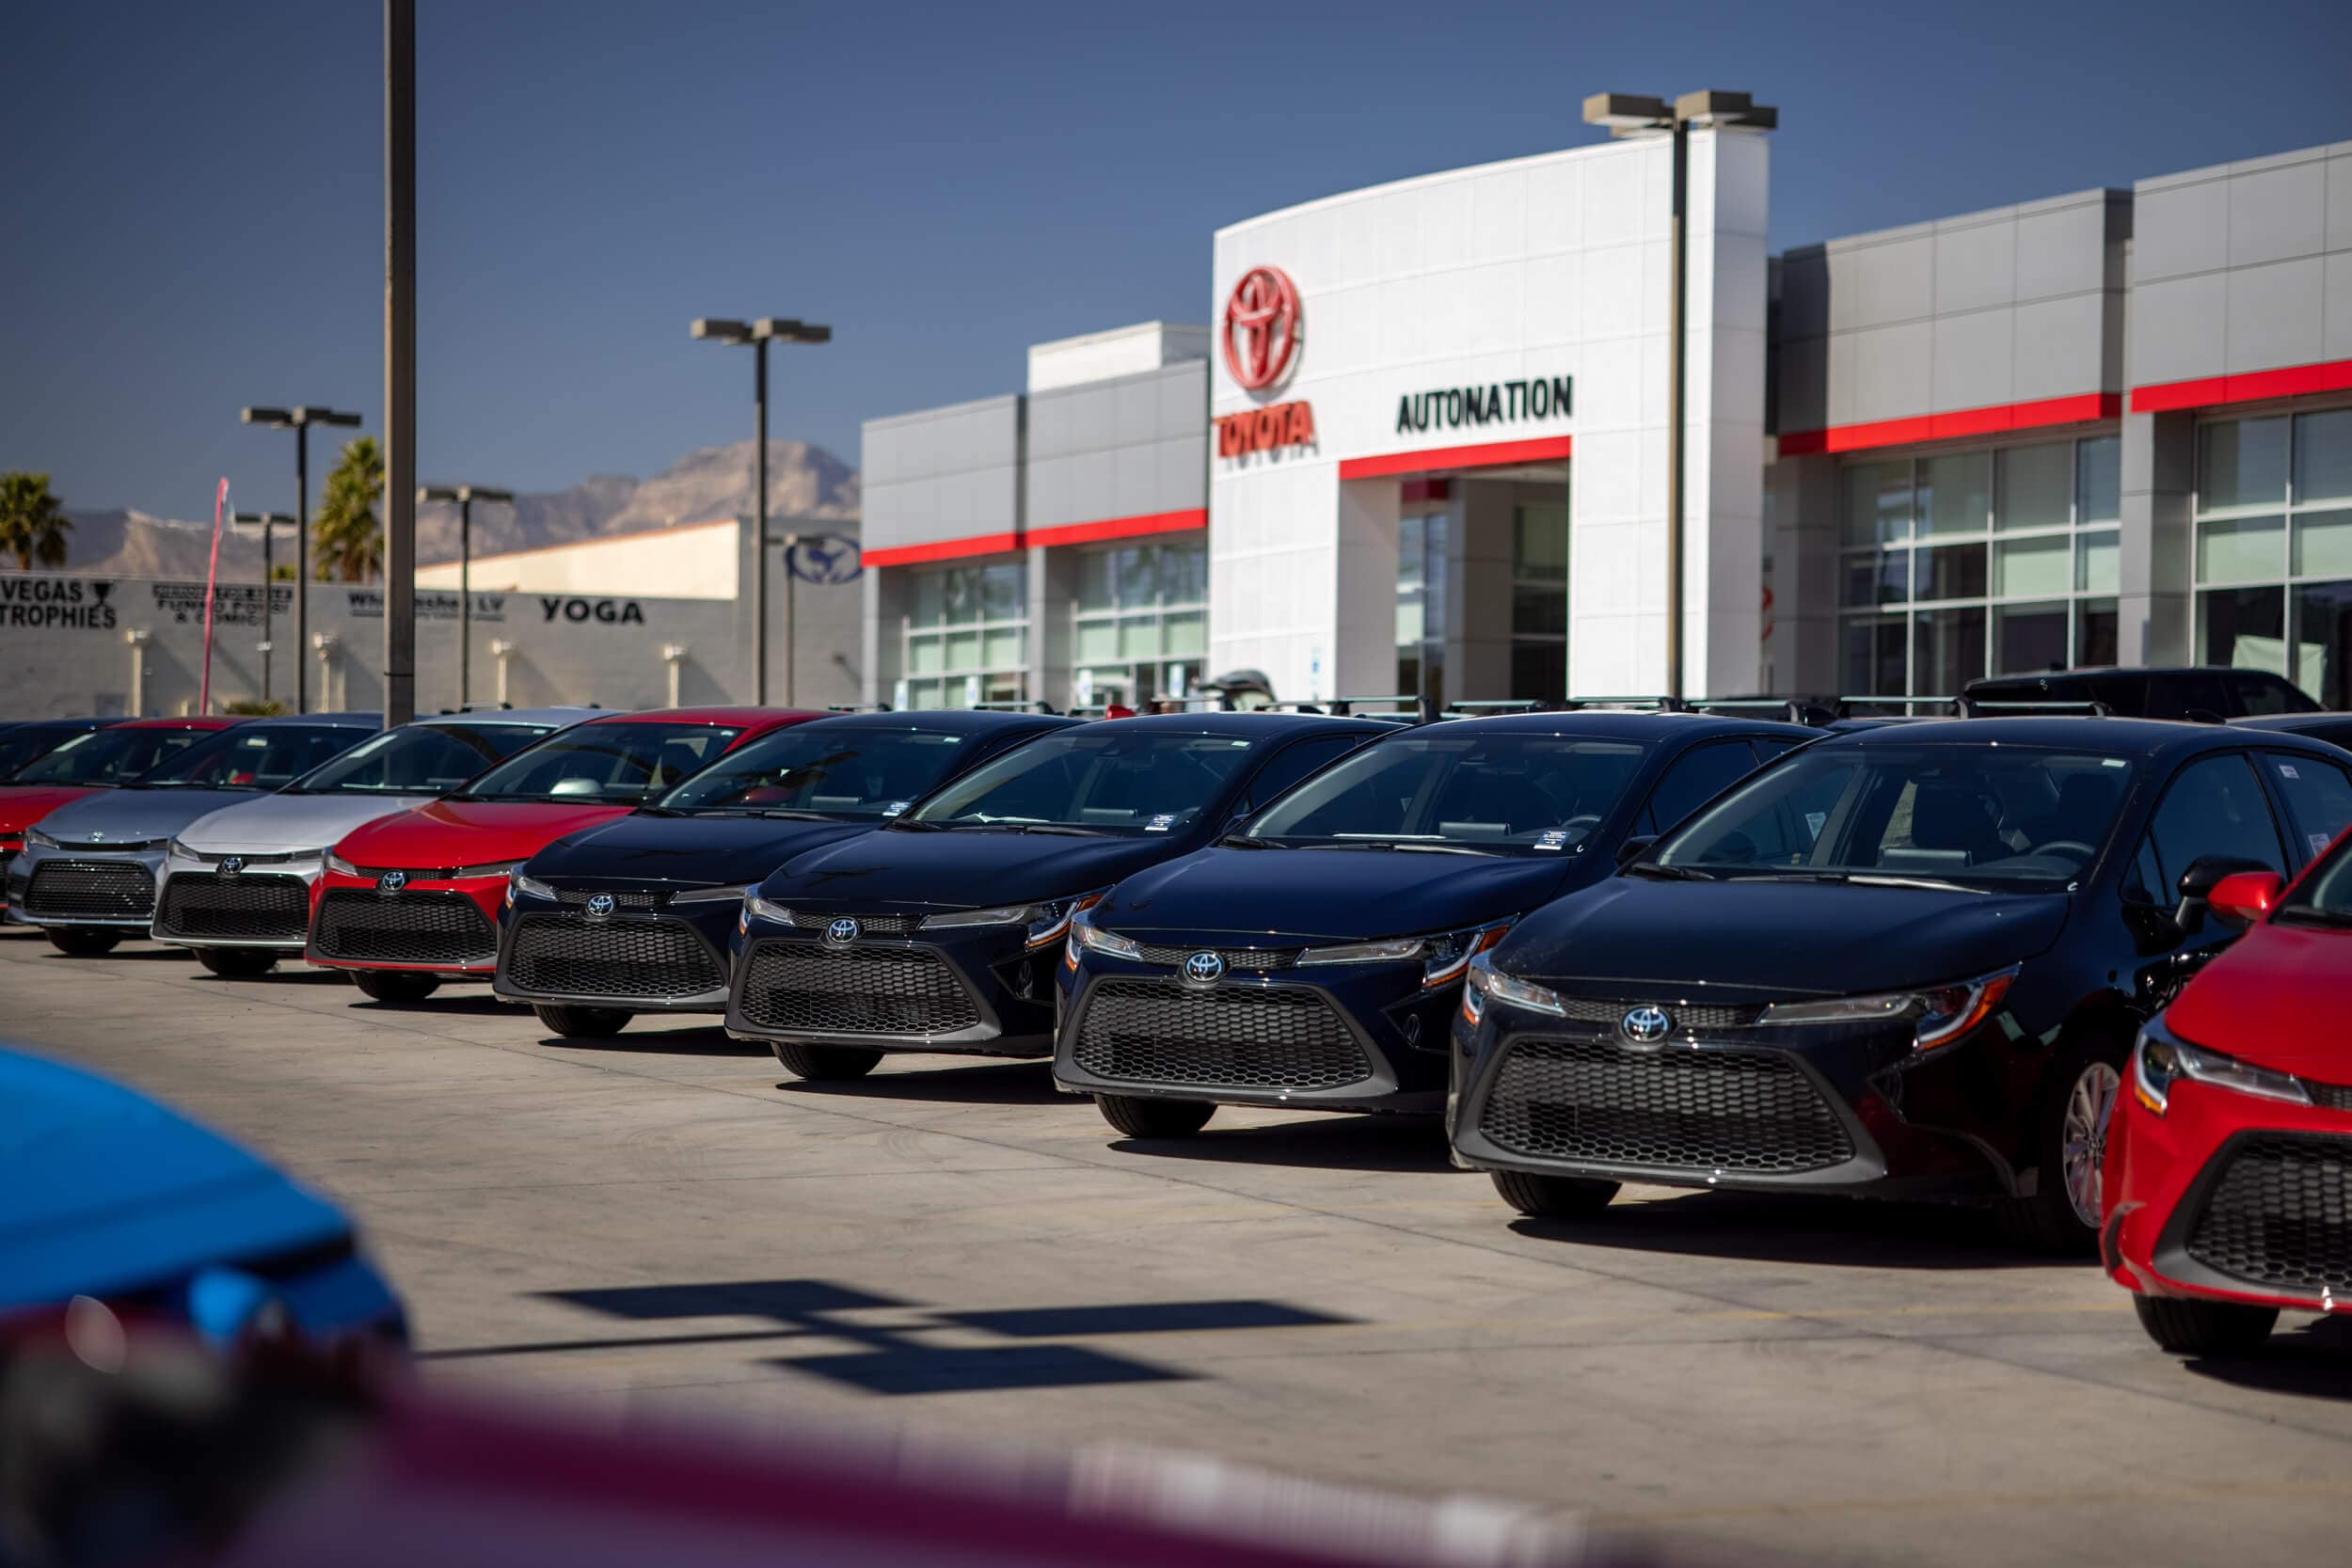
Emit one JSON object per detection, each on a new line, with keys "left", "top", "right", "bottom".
{"left": 230, "top": 511, "right": 298, "bottom": 702}
{"left": 241, "top": 404, "right": 362, "bottom": 713}
{"left": 419, "top": 483, "right": 516, "bottom": 708}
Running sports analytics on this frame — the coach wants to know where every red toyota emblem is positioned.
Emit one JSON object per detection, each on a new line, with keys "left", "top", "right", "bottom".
{"left": 1222, "top": 265, "right": 1301, "bottom": 392}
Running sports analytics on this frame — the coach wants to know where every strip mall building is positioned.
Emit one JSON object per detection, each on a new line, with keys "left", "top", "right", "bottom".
{"left": 860, "top": 130, "right": 2352, "bottom": 711}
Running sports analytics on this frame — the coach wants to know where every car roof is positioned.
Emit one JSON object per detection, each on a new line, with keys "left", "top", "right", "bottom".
{"left": 2230, "top": 712, "right": 2352, "bottom": 736}
{"left": 416, "top": 705, "right": 599, "bottom": 729}
{"left": 1083, "top": 711, "right": 1393, "bottom": 740}
{"left": 230, "top": 710, "right": 382, "bottom": 728}
{"left": 789, "top": 708, "right": 1088, "bottom": 736}
{"left": 1397, "top": 710, "right": 1814, "bottom": 740}
{"left": 1966, "top": 665, "right": 2282, "bottom": 689}
{"left": 119, "top": 716, "right": 242, "bottom": 730}
{"left": 578, "top": 706, "right": 820, "bottom": 728}
{"left": 1819, "top": 714, "right": 2349, "bottom": 759}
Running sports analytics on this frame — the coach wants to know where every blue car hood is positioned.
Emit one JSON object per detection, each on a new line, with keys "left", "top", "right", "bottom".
{"left": 528, "top": 811, "right": 874, "bottom": 888}
{"left": 35, "top": 785, "right": 267, "bottom": 844}
{"left": 0, "top": 1048, "right": 348, "bottom": 1310}
{"left": 766, "top": 827, "right": 1195, "bottom": 912}
{"left": 1099, "top": 845, "right": 1591, "bottom": 942}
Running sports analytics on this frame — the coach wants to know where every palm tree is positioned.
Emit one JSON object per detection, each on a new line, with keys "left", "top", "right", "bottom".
{"left": 0, "top": 471, "right": 73, "bottom": 571}
{"left": 313, "top": 436, "right": 385, "bottom": 582}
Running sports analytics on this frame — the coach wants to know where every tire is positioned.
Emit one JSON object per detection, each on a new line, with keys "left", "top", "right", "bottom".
{"left": 350, "top": 970, "right": 441, "bottom": 1005}
{"left": 771, "top": 1039, "right": 882, "bottom": 1081}
{"left": 1094, "top": 1094, "right": 1216, "bottom": 1138}
{"left": 1489, "top": 1168, "right": 1621, "bottom": 1218}
{"left": 197, "top": 948, "right": 278, "bottom": 978}
{"left": 1997, "top": 1042, "right": 2124, "bottom": 1256}
{"left": 533, "top": 1003, "right": 630, "bottom": 1038}
{"left": 45, "top": 927, "right": 121, "bottom": 957}
{"left": 2133, "top": 1293, "right": 2278, "bottom": 1355}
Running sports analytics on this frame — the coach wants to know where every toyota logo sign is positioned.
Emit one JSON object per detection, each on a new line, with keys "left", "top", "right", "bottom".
{"left": 825, "top": 916, "right": 861, "bottom": 946}
{"left": 376, "top": 870, "right": 407, "bottom": 894}
{"left": 585, "top": 893, "right": 617, "bottom": 918}
{"left": 1222, "top": 265, "right": 1301, "bottom": 391}
{"left": 1182, "top": 950, "right": 1227, "bottom": 986}
{"left": 217, "top": 855, "right": 245, "bottom": 877}
{"left": 1620, "top": 1006, "right": 1672, "bottom": 1045}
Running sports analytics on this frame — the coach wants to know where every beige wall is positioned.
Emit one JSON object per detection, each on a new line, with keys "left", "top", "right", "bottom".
{"left": 416, "top": 519, "right": 739, "bottom": 600}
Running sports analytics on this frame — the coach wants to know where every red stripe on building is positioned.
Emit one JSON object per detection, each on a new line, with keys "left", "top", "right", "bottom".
{"left": 1025, "top": 508, "right": 1206, "bottom": 549}
{"left": 2131, "top": 358, "right": 2352, "bottom": 414}
{"left": 1776, "top": 393, "right": 2120, "bottom": 457}
{"left": 1336, "top": 435, "right": 1573, "bottom": 482}
{"left": 859, "top": 531, "right": 1023, "bottom": 568}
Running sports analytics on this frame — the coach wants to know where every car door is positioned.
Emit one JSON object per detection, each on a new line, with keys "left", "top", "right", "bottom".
{"left": 1635, "top": 737, "right": 1774, "bottom": 837}
{"left": 2254, "top": 748, "right": 2352, "bottom": 863}
{"left": 2120, "top": 750, "right": 2293, "bottom": 1000}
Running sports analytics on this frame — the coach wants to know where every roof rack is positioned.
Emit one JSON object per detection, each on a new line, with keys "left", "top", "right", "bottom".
{"left": 1955, "top": 697, "right": 2114, "bottom": 719}
{"left": 1831, "top": 693, "right": 1961, "bottom": 719}
{"left": 1557, "top": 695, "right": 1686, "bottom": 712}
{"left": 440, "top": 700, "right": 513, "bottom": 712}
{"left": 1327, "top": 693, "right": 1430, "bottom": 721}
{"left": 967, "top": 699, "right": 1059, "bottom": 714}
{"left": 825, "top": 702, "right": 894, "bottom": 713}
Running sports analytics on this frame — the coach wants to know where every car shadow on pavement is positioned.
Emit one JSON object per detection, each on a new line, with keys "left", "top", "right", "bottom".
{"left": 1108, "top": 1113, "right": 1456, "bottom": 1174}
{"left": 1508, "top": 1188, "right": 2076, "bottom": 1271}
{"left": 2183, "top": 1314, "right": 2352, "bottom": 1392}
{"left": 41, "top": 945, "right": 187, "bottom": 961}
{"left": 775, "top": 1059, "right": 1066, "bottom": 1106}
{"left": 537, "top": 1023, "right": 753, "bottom": 1056}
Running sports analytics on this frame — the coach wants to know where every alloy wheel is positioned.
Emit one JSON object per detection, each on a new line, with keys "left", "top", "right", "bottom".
{"left": 2061, "top": 1060, "right": 2122, "bottom": 1227}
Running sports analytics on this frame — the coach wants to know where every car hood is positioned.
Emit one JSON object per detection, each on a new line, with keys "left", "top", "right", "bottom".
{"left": 177, "top": 792, "right": 435, "bottom": 855}
{"left": 1498, "top": 875, "right": 2074, "bottom": 1002}
{"left": 2167, "top": 922, "right": 2352, "bottom": 1079}
{"left": 1097, "top": 845, "right": 1589, "bottom": 942}
{"left": 767, "top": 828, "right": 1192, "bottom": 912}
{"left": 529, "top": 813, "right": 877, "bottom": 889}
{"left": 0, "top": 784, "right": 102, "bottom": 834}
{"left": 33, "top": 787, "right": 262, "bottom": 845}
{"left": 334, "top": 799, "right": 635, "bottom": 868}
{"left": 0, "top": 1048, "right": 349, "bottom": 1310}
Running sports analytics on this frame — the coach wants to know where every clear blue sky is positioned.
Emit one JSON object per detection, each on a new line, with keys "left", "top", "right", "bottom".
{"left": 6, "top": 0, "right": 2349, "bottom": 520}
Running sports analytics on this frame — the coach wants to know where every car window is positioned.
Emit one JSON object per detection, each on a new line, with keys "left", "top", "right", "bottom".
{"left": 907, "top": 730, "right": 1259, "bottom": 834}
{"left": 11, "top": 726, "right": 207, "bottom": 785}
{"left": 1640, "top": 740, "right": 1765, "bottom": 835}
{"left": 2139, "top": 752, "right": 2286, "bottom": 895}
{"left": 1248, "top": 734, "right": 1647, "bottom": 853}
{"left": 1237, "top": 734, "right": 1364, "bottom": 811}
{"left": 1749, "top": 736, "right": 1805, "bottom": 763}
{"left": 455, "top": 722, "right": 742, "bottom": 802}
{"left": 135, "top": 724, "right": 368, "bottom": 792}
{"left": 2262, "top": 752, "right": 2352, "bottom": 863}
{"left": 2229, "top": 673, "right": 2304, "bottom": 717}
{"left": 287, "top": 722, "right": 550, "bottom": 794}
{"left": 657, "top": 727, "right": 974, "bottom": 817}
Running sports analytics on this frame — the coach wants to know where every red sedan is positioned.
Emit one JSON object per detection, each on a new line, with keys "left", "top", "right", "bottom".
{"left": 307, "top": 708, "right": 817, "bottom": 1002}
{"left": 0, "top": 717, "right": 238, "bottom": 912}
{"left": 2103, "top": 831, "right": 2352, "bottom": 1354}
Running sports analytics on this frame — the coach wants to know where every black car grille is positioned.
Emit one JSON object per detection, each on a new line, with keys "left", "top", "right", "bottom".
{"left": 1131, "top": 942, "right": 1301, "bottom": 971}
{"left": 789, "top": 911, "right": 914, "bottom": 936}
{"left": 2183, "top": 1134, "right": 2352, "bottom": 1297}
{"left": 312, "top": 888, "right": 496, "bottom": 966}
{"left": 1551, "top": 997, "right": 1767, "bottom": 1031}
{"left": 1073, "top": 980, "right": 1372, "bottom": 1091}
{"left": 506, "top": 913, "right": 724, "bottom": 1000}
{"left": 738, "top": 941, "right": 978, "bottom": 1035}
{"left": 1478, "top": 1037, "right": 1854, "bottom": 1174}
{"left": 2303, "top": 1080, "right": 2352, "bottom": 1114}
{"left": 156, "top": 873, "right": 310, "bottom": 941}
{"left": 24, "top": 860, "right": 154, "bottom": 920}
{"left": 555, "top": 888, "right": 665, "bottom": 909}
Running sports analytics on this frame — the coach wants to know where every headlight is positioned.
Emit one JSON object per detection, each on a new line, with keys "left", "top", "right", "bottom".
{"left": 1299, "top": 921, "right": 1510, "bottom": 988}
{"left": 167, "top": 836, "right": 195, "bottom": 859}
{"left": 1463, "top": 951, "right": 1565, "bottom": 1018}
{"left": 671, "top": 883, "right": 747, "bottom": 904}
{"left": 1298, "top": 936, "right": 1427, "bottom": 966}
{"left": 455, "top": 860, "right": 520, "bottom": 880}
{"left": 26, "top": 829, "right": 59, "bottom": 850}
{"left": 921, "top": 904, "right": 1028, "bottom": 930}
{"left": 741, "top": 890, "right": 794, "bottom": 926}
{"left": 923, "top": 891, "right": 1106, "bottom": 948}
{"left": 1757, "top": 965, "right": 2017, "bottom": 1051}
{"left": 1072, "top": 916, "right": 1142, "bottom": 961}
{"left": 326, "top": 850, "right": 358, "bottom": 876}
{"left": 2132, "top": 1017, "right": 2310, "bottom": 1117}
{"left": 507, "top": 872, "right": 556, "bottom": 905}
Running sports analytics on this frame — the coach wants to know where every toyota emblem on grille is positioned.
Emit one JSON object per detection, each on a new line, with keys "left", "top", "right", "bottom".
{"left": 1183, "top": 950, "right": 1227, "bottom": 985}
{"left": 1620, "top": 1005, "right": 1672, "bottom": 1045}
{"left": 585, "top": 893, "right": 617, "bottom": 918}
{"left": 218, "top": 855, "right": 245, "bottom": 876}
{"left": 825, "top": 916, "right": 861, "bottom": 946}
{"left": 376, "top": 870, "right": 407, "bottom": 894}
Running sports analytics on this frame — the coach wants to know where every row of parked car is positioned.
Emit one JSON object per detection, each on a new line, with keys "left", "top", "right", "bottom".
{"left": 2, "top": 675, "right": 2347, "bottom": 1357}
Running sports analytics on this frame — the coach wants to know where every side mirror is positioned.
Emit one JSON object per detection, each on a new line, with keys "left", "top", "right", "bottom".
{"left": 1615, "top": 835, "right": 1657, "bottom": 870}
{"left": 2207, "top": 869, "right": 2284, "bottom": 929}
{"left": 2172, "top": 854, "right": 2275, "bottom": 935}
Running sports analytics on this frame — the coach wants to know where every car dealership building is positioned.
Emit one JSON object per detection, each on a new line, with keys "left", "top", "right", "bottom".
{"left": 860, "top": 130, "right": 2352, "bottom": 712}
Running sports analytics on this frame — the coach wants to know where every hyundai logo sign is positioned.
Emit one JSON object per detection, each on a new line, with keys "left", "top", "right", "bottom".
{"left": 825, "top": 916, "right": 861, "bottom": 946}
{"left": 1182, "top": 950, "right": 1227, "bottom": 985}
{"left": 585, "top": 893, "right": 617, "bottom": 918}
{"left": 376, "top": 870, "right": 407, "bottom": 894}
{"left": 218, "top": 855, "right": 245, "bottom": 877}
{"left": 1620, "top": 1005, "right": 1672, "bottom": 1045}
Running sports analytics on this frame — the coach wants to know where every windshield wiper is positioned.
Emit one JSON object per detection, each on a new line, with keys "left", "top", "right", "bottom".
{"left": 1393, "top": 841, "right": 1497, "bottom": 856}
{"left": 1219, "top": 833, "right": 1282, "bottom": 849}
{"left": 1740, "top": 871, "right": 1992, "bottom": 895}
{"left": 1623, "top": 861, "right": 1713, "bottom": 880}
{"left": 755, "top": 808, "right": 840, "bottom": 821}
{"left": 1015, "top": 823, "right": 1107, "bottom": 836}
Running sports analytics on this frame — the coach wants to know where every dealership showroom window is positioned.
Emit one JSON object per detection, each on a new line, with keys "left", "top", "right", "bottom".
{"left": 2195, "top": 409, "right": 2352, "bottom": 706}
{"left": 898, "top": 561, "right": 1028, "bottom": 709}
{"left": 1073, "top": 536, "right": 1207, "bottom": 709}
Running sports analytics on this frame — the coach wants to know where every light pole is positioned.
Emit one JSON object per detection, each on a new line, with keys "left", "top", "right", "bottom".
{"left": 419, "top": 484, "right": 514, "bottom": 708}
{"left": 230, "top": 511, "right": 296, "bottom": 704}
{"left": 240, "top": 404, "right": 361, "bottom": 714}
{"left": 691, "top": 316, "right": 831, "bottom": 705}
{"left": 1582, "top": 89, "right": 1776, "bottom": 701}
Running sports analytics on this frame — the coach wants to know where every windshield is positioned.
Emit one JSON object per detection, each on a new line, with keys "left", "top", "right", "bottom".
{"left": 656, "top": 726, "right": 972, "bottom": 816}
{"left": 135, "top": 724, "right": 371, "bottom": 792}
{"left": 904, "top": 729, "right": 1257, "bottom": 833}
{"left": 1245, "top": 733, "right": 1645, "bottom": 853}
{"left": 1652, "top": 743, "right": 2136, "bottom": 888}
{"left": 11, "top": 725, "right": 210, "bottom": 787}
{"left": 0, "top": 724, "right": 94, "bottom": 781}
{"left": 2280, "top": 832, "right": 2352, "bottom": 926}
{"left": 284, "top": 721, "right": 553, "bottom": 796}
{"left": 453, "top": 721, "right": 742, "bottom": 803}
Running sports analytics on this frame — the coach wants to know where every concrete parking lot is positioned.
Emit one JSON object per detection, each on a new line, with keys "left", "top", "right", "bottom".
{"left": 8, "top": 925, "right": 2349, "bottom": 1567}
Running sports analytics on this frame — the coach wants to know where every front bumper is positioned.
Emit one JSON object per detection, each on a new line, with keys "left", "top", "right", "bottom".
{"left": 305, "top": 873, "right": 504, "bottom": 975}
{"left": 724, "top": 912, "right": 1060, "bottom": 1056}
{"left": 494, "top": 892, "right": 736, "bottom": 1011}
{"left": 150, "top": 850, "right": 325, "bottom": 950}
{"left": 8, "top": 844, "right": 167, "bottom": 928}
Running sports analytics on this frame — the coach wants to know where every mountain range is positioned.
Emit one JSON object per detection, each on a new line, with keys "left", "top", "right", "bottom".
{"left": 46, "top": 438, "right": 858, "bottom": 581}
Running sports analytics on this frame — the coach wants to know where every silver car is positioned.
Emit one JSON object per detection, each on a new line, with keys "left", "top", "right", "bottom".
{"left": 151, "top": 707, "right": 598, "bottom": 976}
{"left": 9, "top": 714, "right": 381, "bottom": 957}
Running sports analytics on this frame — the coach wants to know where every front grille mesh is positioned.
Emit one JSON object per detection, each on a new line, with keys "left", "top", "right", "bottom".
{"left": 2304, "top": 1080, "right": 2352, "bottom": 1114}
{"left": 1131, "top": 942, "right": 1301, "bottom": 971}
{"left": 156, "top": 874, "right": 310, "bottom": 940}
{"left": 2185, "top": 1134, "right": 2352, "bottom": 1297}
{"left": 312, "top": 888, "right": 495, "bottom": 966}
{"left": 555, "top": 888, "right": 664, "bottom": 909}
{"left": 739, "top": 941, "right": 977, "bottom": 1035}
{"left": 1478, "top": 1037, "right": 1853, "bottom": 1174}
{"left": 790, "top": 911, "right": 914, "bottom": 936}
{"left": 506, "top": 913, "right": 723, "bottom": 1000}
{"left": 1551, "top": 997, "right": 1766, "bottom": 1031}
{"left": 24, "top": 860, "right": 154, "bottom": 920}
{"left": 1073, "top": 979, "right": 1372, "bottom": 1091}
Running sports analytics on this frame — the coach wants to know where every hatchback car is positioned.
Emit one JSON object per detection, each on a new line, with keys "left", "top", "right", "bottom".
{"left": 1054, "top": 712, "right": 1813, "bottom": 1137}
{"left": 1966, "top": 666, "right": 2319, "bottom": 721}
{"left": 726, "top": 712, "right": 1388, "bottom": 1081}
{"left": 496, "top": 707, "right": 1078, "bottom": 1037}
{"left": 150, "top": 707, "right": 596, "bottom": 977}
{"left": 2103, "top": 829, "right": 2352, "bottom": 1353}
{"left": 309, "top": 707, "right": 816, "bottom": 1002}
{"left": 0, "top": 717, "right": 233, "bottom": 913}
{"left": 1447, "top": 717, "right": 2352, "bottom": 1251}
{"left": 9, "top": 715, "right": 380, "bottom": 956}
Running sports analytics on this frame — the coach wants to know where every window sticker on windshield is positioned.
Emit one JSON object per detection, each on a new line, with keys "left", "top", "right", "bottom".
{"left": 2102, "top": 758, "right": 2126, "bottom": 768}
{"left": 1146, "top": 813, "right": 1177, "bottom": 832}
{"left": 882, "top": 800, "right": 910, "bottom": 816}
{"left": 1804, "top": 811, "right": 1827, "bottom": 840}
{"left": 2313, "top": 832, "right": 2332, "bottom": 858}
{"left": 2279, "top": 763, "right": 2301, "bottom": 779}
{"left": 1534, "top": 829, "right": 1568, "bottom": 851}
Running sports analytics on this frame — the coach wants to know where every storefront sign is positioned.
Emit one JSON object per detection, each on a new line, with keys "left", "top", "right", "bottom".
{"left": 539, "top": 596, "right": 644, "bottom": 626}
{"left": 1215, "top": 400, "right": 1316, "bottom": 458}
{"left": 1395, "top": 375, "right": 1572, "bottom": 435}
{"left": 345, "top": 588, "right": 507, "bottom": 623}
{"left": 0, "top": 578, "right": 116, "bottom": 630}
{"left": 151, "top": 582, "right": 294, "bottom": 627}
{"left": 1222, "top": 265, "right": 1301, "bottom": 391}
